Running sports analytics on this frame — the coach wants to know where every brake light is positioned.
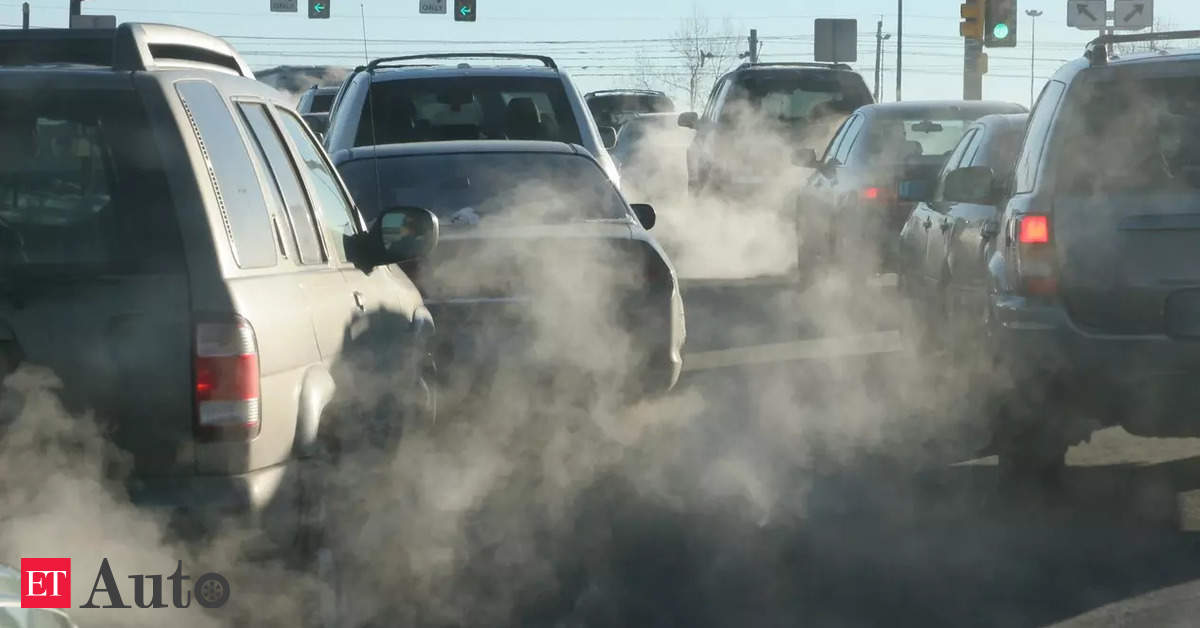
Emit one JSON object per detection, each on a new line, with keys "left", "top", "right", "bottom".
{"left": 1018, "top": 215, "right": 1050, "bottom": 244}
{"left": 862, "top": 187, "right": 881, "bottom": 200}
{"left": 1013, "top": 214, "right": 1057, "bottom": 297}
{"left": 194, "top": 316, "right": 261, "bottom": 441}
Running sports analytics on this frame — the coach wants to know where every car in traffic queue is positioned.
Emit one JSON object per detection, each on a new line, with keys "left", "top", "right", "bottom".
{"left": 678, "top": 62, "right": 873, "bottom": 199}
{"left": 585, "top": 88, "right": 675, "bottom": 131}
{"left": 0, "top": 23, "right": 438, "bottom": 561}
{"left": 332, "top": 140, "right": 686, "bottom": 401}
{"left": 794, "top": 100, "right": 1027, "bottom": 282}
{"left": 296, "top": 84, "right": 340, "bottom": 138}
{"left": 323, "top": 53, "right": 623, "bottom": 188}
{"left": 898, "top": 113, "right": 1029, "bottom": 346}
{"left": 971, "top": 32, "right": 1200, "bottom": 481}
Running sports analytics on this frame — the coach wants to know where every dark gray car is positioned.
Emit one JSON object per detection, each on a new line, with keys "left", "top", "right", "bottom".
{"left": 0, "top": 24, "right": 436, "bottom": 542}
{"left": 976, "top": 33, "right": 1200, "bottom": 480}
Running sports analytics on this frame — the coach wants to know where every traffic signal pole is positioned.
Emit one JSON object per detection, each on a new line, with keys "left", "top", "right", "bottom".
{"left": 69, "top": 0, "right": 80, "bottom": 16}
{"left": 963, "top": 38, "right": 983, "bottom": 100}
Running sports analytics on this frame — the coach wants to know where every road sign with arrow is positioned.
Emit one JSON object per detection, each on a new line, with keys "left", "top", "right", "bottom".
{"left": 454, "top": 0, "right": 476, "bottom": 21}
{"left": 1114, "top": 0, "right": 1152, "bottom": 30}
{"left": 308, "top": 0, "right": 329, "bottom": 18}
{"left": 1067, "top": 0, "right": 1107, "bottom": 30}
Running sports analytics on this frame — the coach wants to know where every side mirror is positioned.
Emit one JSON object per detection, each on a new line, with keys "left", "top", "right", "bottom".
{"left": 599, "top": 126, "right": 618, "bottom": 150}
{"left": 898, "top": 177, "right": 935, "bottom": 203}
{"left": 630, "top": 203, "right": 656, "bottom": 230}
{"left": 372, "top": 207, "right": 439, "bottom": 265}
{"left": 677, "top": 111, "right": 699, "bottom": 129}
{"left": 944, "top": 166, "right": 997, "bottom": 204}
{"left": 792, "top": 147, "right": 819, "bottom": 168}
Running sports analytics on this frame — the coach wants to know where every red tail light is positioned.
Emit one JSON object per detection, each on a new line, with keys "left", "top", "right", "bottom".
{"left": 1018, "top": 215, "right": 1050, "bottom": 244}
{"left": 194, "top": 316, "right": 261, "bottom": 441}
{"left": 862, "top": 186, "right": 881, "bottom": 200}
{"left": 1014, "top": 214, "right": 1057, "bottom": 297}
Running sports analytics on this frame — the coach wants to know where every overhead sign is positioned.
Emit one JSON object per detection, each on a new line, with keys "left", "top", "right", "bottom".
{"left": 1067, "top": 0, "right": 1107, "bottom": 30}
{"left": 270, "top": 0, "right": 298, "bottom": 11}
{"left": 814, "top": 18, "right": 857, "bottom": 63}
{"left": 69, "top": 14, "right": 116, "bottom": 29}
{"left": 420, "top": 0, "right": 446, "bottom": 13}
{"left": 308, "top": 0, "right": 329, "bottom": 18}
{"left": 1114, "top": 0, "right": 1153, "bottom": 30}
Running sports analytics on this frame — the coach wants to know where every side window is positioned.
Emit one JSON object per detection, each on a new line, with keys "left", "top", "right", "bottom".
{"left": 834, "top": 115, "right": 864, "bottom": 164}
{"left": 1014, "top": 80, "right": 1066, "bottom": 193}
{"left": 963, "top": 128, "right": 987, "bottom": 166}
{"left": 176, "top": 81, "right": 277, "bottom": 269}
{"left": 276, "top": 107, "right": 358, "bottom": 263}
{"left": 707, "top": 79, "right": 733, "bottom": 123}
{"left": 238, "top": 103, "right": 326, "bottom": 265}
{"left": 821, "top": 115, "right": 855, "bottom": 163}
{"left": 701, "top": 79, "right": 726, "bottom": 121}
{"left": 934, "top": 128, "right": 979, "bottom": 203}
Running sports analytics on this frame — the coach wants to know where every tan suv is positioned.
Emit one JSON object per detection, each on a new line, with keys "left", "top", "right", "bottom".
{"left": 0, "top": 24, "right": 438, "bottom": 543}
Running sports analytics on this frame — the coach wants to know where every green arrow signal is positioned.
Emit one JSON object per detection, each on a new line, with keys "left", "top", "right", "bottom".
{"left": 315, "top": 2, "right": 325, "bottom": 11}
{"left": 459, "top": 5, "right": 470, "bottom": 15}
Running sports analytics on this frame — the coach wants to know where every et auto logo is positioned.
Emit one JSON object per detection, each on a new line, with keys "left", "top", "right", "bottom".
{"left": 21, "top": 558, "right": 230, "bottom": 610}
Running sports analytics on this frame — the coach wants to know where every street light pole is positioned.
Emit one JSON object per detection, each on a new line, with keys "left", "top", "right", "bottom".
{"left": 874, "top": 20, "right": 891, "bottom": 102}
{"left": 896, "top": 0, "right": 903, "bottom": 101}
{"left": 1026, "top": 9, "right": 1043, "bottom": 107}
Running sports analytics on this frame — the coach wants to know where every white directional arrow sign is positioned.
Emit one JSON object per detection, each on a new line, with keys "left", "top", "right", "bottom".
{"left": 1114, "top": 0, "right": 1153, "bottom": 30}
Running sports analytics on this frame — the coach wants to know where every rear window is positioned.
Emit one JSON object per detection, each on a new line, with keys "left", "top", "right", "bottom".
{"left": 355, "top": 76, "right": 582, "bottom": 146}
{"left": 339, "top": 152, "right": 626, "bottom": 225}
{"left": 723, "top": 72, "right": 870, "bottom": 124}
{"left": 588, "top": 94, "right": 674, "bottom": 127}
{"left": 0, "top": 88, "right": 181, "bottom": 274}
{"left": 310, "top": 93, "right": 335, "bottom": 113}
{"left": 1057, "top": 74, "right": 1200, "bottom": 195}
{"left": 859, "top": 117, "right": 972, "bottom": 163}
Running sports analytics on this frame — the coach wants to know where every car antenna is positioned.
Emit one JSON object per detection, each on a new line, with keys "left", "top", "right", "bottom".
{"left": 361, "top": 2, "right": 385, "bottom": 226}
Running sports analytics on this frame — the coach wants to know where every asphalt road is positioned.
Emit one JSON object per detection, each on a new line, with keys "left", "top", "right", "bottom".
{"left": 479, "top": 273, "right": 1200, "bottom": 628}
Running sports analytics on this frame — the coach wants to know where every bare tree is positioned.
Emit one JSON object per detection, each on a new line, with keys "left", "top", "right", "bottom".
{"left": 654, "top": 8, "right": 739, "bottom": 110}
{"left": 1114, "top": 18, "right": 1198, "bottom": 55}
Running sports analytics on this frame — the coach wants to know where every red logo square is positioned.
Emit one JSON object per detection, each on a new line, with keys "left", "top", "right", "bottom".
{"left": 20, "top": 558, "right": 70, "bottom": 608}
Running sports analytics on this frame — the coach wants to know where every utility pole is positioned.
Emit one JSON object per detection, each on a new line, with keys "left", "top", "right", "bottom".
{"left": 22, "top": 2, "right": 29, "bottom": 29}
{"left": 748, "top": 28, "right": 759, "bottom": 63}
{"left": 69, "top": 0, "right": 81, "bottom": 16}
{"left": 963, "top": 38, "right": 983, "bottom": 100}
{"left": 1026, "top": 9, "right": 1043, "bottom": 107}
{"left": 873, "top": 20, "right": 891, "bottom": 102}
{"left": 896, "top": 0, "right": 903, "bottom": 101}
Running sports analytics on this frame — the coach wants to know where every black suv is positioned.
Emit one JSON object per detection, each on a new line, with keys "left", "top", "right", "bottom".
{"left": 978, "top": 31, "right": 1200, "bottom": 479}
{"left": 678, "top": 62, "right": 873, "bottom": 197}
{"left": 585, "top": 89, "right": 675, "bottom": 130}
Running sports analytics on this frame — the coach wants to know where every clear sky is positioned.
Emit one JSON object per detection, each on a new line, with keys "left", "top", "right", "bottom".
{"left": 8, "top": 0, "right": 1197, "bottom": 108}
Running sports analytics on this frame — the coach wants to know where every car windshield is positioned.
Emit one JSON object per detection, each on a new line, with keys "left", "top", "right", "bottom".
{"left": 0, "top": 88, "right": 175, "bottom": 274}
{"left": 355, "top": 76, "right": 582, "bottom": 146}
{"left": 1059, "top": 74, "right": 1200, "bottom": 194}
{"left": 339, "top": 152, "right": 627, "bottom": 225}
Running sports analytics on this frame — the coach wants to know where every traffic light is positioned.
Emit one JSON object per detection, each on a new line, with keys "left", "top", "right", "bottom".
{"left": 985, "top": 0, "right": 1017, "bottom": 47}
{"left": 307, "top": 0, "right": 329, "bottom": 19}
{"left": 960, "top": 0, "right": 984, "bottom": 40}
{"left": 454, "top": 0, "right": 476, "bottom": 21}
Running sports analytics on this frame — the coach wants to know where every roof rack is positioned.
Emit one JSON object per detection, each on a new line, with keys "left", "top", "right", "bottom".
{"left": 0, "top": 23, "right": 252, "bottom": 77}
{"left": 366, "top": 53, "right": 557, "bottom": 72}
{"left": 1086, "top": 30, "right": 1200, "bottom": 65}
{"left": 737, "top": 61, "right": 852, "bottom": 71}
{"left": 585, "top": 89, "right": 668, "bottom": 97}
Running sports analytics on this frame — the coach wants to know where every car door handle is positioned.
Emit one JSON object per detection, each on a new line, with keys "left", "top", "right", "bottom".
{"left": 922, "top": 218, "right": 932, "bottom": 230}
{"left": 353, "top": 291, "right": 366, "bottom": 312}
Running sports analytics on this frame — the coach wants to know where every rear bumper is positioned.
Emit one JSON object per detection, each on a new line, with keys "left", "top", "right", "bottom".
{"left": 127, "top": 462, "right": 293, "bottom": 521}
{"left": 991, "top": 293, "right": 1200, "bottom": 434}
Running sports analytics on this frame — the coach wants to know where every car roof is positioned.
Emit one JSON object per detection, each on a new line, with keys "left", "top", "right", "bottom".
{"left": 857, "top": 100, "right": 1027, "bottom": 118}
{"left": 973, "top": 112, "right": 1029, "bottom": 129}
{"left": 587, "top": 89, "right": 669, "bottom": 97}
{"left": 336, "top": 140, "right": 584, "bottom": 162}
{"left": 366, "top": 65, "right": 562, "bottom": 82}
